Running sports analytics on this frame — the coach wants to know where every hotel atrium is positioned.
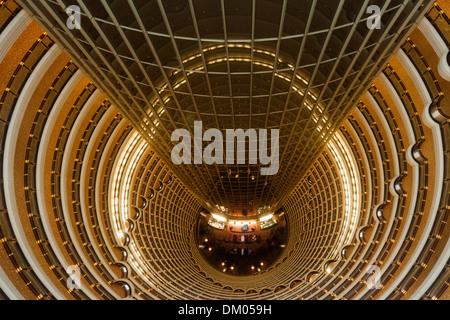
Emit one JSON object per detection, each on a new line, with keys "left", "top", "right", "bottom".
{"left": 0, "top": 0, "right": 449, "bottom": 300}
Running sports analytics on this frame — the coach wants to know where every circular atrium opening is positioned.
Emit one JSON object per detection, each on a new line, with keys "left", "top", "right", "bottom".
{"left": 196, "top": 208, "right": 287, "bottom": 276}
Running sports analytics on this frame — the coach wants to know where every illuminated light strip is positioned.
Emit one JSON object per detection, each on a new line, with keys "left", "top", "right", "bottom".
{"left": 111, "top": 131, "right": 140, "bottom": 239}
{"left": 303, "top": 97, "right": 360, "bottom": 256}
{"left": 259, "top": 214, "right": 274, "bottom": 222}
{"left": 110, "top": 131, "right": 174, "bottom": 291}
{"left": 211, "top": 213, "right": 227, "bottom": 222}
{"left": 3, "top": 44, "right": 74, "bottom": 300}
{"left": 112, "top": 126, "right": 358, "bottom": 288}
{"left": 120, "top": 139, "right": 147, "bottom": 221}
{"left": 181, "top": 44, "right": 276, "bottom": 65}
{"left": 326, "top": 131, "right": 361, "bottom": 258}
{"left": 169, "top": 45, "right": 313, "bottom": 97}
